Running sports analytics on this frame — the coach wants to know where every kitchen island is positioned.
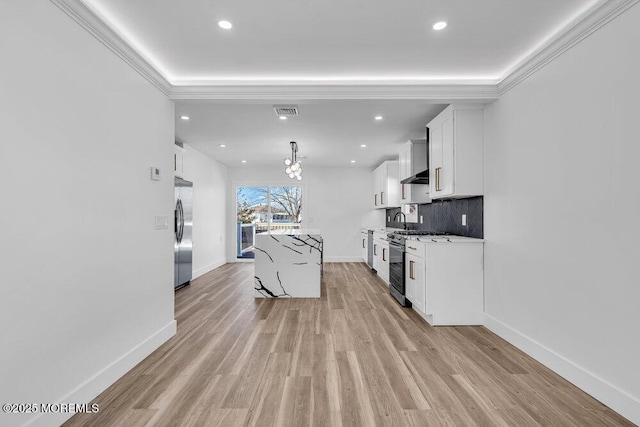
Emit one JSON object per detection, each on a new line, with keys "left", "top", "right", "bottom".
{"left": 254, "top": 230, "right": 323, "bottom": 298}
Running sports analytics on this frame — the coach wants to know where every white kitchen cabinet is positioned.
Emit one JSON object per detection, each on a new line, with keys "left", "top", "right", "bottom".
{"left": 174, "top": 145, "right": 185, "bottom": 178}
{"left": 405, "top": 260, "right": 415, "bottom": 303}
{"left": 373, "top": 167, "right": 382, "bottom": 208}
{"left": 398, "top": 140, "right": 430, "bottom": 205}
{"left": 360, "top": 230, "right": 368, "bottom": 263}
{"left": 378, "top": 242, "right": 389, "bottom": 284}
{"left": 428, "top": 105, "right": 483, "bottom": 199}
{"left": 373, "top": 161, "right": 399, "bottom": 209}
{"left": 413, "top": 256, "right": 427, "bottom": 315}
{"left": 372, "top": 232, "right": 390, "bottom": 284}
{"left": 415, "top": 239, "right": 484, "bottom": 325}
{"left": 400, "top": 182, "right": 430, "bottom": 205}
{"left": 405, "top": 252, "right": 426, "bottom": 314}
{"left": 372, "top": 236, "right": 380, "bottom": 271}
{"left": 405, "top": 240, "right": 426, "bottom": 314}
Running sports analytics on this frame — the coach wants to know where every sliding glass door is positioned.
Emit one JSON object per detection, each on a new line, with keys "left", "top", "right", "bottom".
{"left": 236, "top": 186, "right": 302, "bottom": 259}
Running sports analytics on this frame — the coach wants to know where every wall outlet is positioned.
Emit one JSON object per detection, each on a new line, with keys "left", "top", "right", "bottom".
{"left": 150, "top": 166, "right": 161, "bottom": 181}
{"left": 420, "top": 215, "right": 423, "bottom": 224}
{"left": 462, "top": 214, "right": 467, "bottom": 226}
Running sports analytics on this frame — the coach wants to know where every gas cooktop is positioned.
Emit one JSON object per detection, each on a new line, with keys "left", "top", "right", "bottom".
{"left": 390, "top": 230, "right": 448, "bottom": 236}
{"left": 387, "top": 230, "right": 450, "bottom": 242}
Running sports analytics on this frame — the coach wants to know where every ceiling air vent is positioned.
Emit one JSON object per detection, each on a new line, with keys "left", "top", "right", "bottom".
{"left": 273, "top": 105, "right": 299, "bottom": 117}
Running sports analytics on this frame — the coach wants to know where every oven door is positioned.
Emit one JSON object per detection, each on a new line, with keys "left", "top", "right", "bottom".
{"left": 389, "top": 240, "right": 410, "bottom": 307}
{"left": 388, "top": 241, "right": 405, "bottom": 294}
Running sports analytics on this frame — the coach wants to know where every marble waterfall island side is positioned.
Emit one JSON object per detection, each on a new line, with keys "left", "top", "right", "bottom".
{"left": 254, "top": 232, "right": 323, "bottom": 298}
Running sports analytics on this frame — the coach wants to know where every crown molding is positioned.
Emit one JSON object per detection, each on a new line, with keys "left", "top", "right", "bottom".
{"left": 46, "top": 0, "right": 495, "bottom": 101}
{"left": 168, "top": 83, "right": 499, "bottom": 102}
{"left": 51, "top": 0, "right": 638, "bottom": 101}
{"left": 50, "top": 0, "right": 172, "bottom": 96}
{"left": 498, "top": 0, "right": 640, "bottom": 95}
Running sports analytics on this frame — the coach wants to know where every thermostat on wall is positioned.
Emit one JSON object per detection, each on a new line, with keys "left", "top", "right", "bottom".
{"left": 150, "top": 166, "right": 161, "bottom": 181}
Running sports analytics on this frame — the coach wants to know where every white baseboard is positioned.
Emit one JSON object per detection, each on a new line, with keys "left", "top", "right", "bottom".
{"left": 229, "top": 257, "right": 366, "bottom": 264}
{"left": 26, "top": 320, "right": 177, "bottom": 427}
{"left": 324, "top": 257, "right": 365, "bottom": 263}
{"left": 484, "top": 314, "right": 640, "bottom": 425}
{"left": 231, "top": 257, "right": 366, "bottom": 263}
{"left": 192, "top": 258, "right": 227, "bottom": 279}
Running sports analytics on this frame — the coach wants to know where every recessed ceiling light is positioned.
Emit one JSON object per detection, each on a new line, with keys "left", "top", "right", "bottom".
{"left": 218, "top": 20, "right": 232, "bottom": 30}
{"left": 351, "top": 160, "right": 356, "bottom": 164}
{"left": 433, "top": 21, "right": 447, "bottom": 31}
{"left": 360, "top": 144, "right": 367, "bottom": 148}
{"left": 241, "top": 160, "right": 247, "bottom": 163}
{"left": 180, "top": 115, "right": 190, "bottom": 120}
{"left": 219, "top": 144, "right": 226, "bottom": 148}
{"left": 374, "top": 116, "right": 383, "bottom": 121}
{"left": 279, "top": 116, "right": 288, "bottom": 120}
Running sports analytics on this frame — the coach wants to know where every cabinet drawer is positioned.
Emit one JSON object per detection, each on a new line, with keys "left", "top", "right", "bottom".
{"left": 404, "top": 240, "right": 425, "bottom": 259}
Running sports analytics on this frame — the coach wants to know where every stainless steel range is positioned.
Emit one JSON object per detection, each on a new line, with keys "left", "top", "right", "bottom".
{"left": 387, "top": 230, "right": 448, "bottom": 306}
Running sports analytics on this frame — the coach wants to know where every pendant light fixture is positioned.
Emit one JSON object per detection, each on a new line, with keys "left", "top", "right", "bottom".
{"left": 283, "top": 141, "right": 303, "bottom": 181}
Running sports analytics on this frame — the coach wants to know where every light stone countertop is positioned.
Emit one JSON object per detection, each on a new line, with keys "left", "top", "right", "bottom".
{"left": 263, "top": 228, "right": 322, "bottom": 236}
{"left": 407, "top": 235, "right": 484, "bottom": 243}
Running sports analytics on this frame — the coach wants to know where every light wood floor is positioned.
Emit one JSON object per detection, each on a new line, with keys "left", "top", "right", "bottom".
{"left": 65, "top": 262, "right": 631, "bottom": 426}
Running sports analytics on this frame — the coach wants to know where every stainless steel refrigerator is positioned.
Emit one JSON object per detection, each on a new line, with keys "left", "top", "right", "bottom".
{"left": 174, "top": 177, "right": 193, "bottom": 290}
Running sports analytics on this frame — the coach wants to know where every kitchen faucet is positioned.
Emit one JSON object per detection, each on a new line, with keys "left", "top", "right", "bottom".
{"left": 394, "top": 211, "right": 407, "bottom": 230}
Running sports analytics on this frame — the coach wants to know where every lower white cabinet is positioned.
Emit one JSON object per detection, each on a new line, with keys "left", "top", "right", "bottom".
{"left": 405, "top": 253, "right": 426, "bottom": 314}
{"left": 405, "top": 239, "right": 484, "bottom": 326}
{"left": 372, "top": 232, "right": 390, "bottom": 284}
{"left": 360, "top": 231, "right": 368, "bottom": 262}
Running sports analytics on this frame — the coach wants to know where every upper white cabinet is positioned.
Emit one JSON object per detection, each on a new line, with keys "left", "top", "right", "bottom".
{"left": 398, "top": 139, "right": 430, "bottom": 204}
{"left": 174, "top": 145, "right": 185, "bottom": 178}
{"left": 373, "top": 161, "right": 399, "bottom": 209}
{"left": 428, "top": 105, "right": 484, "bottom": 199}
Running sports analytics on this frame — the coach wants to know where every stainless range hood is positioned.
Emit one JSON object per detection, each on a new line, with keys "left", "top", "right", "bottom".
{"left": 401, "top": 169, "right": 429, "bottom": 185}
{"left": 400, "top": 135, "right": 429, "bottom": 185}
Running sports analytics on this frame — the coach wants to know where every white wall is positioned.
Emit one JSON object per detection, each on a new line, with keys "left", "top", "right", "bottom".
{"left": 483, "top": 3, "right": 640, "bottom": 423}
{"left": 227, "top": 166, "right": 384, "bottom": 262}
{"left": 0, "top": 2, "right": 176, "bottom": 426}
{"left": 180, "top": 145, "right": 228, "bottom": 278}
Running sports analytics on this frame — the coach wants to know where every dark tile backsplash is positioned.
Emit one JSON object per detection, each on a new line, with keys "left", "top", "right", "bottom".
{"left": 386, "top": 196, "right": 483, "bottom": 238}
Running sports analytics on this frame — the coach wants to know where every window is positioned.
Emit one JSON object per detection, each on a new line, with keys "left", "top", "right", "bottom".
{"left": 236, "top": 186, "right": 302, "bottom": 259}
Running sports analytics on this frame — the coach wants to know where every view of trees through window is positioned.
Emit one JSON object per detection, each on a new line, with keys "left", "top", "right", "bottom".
{"left": 236, "top": 186, "right": 302, "bottom": 259}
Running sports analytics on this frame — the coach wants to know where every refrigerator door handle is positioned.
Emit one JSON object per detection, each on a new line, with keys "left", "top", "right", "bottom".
{"left": 175, "top": 201, "right": 180, "bottom": 237}
{"left": 178, "top": 199, "right": 184, "bottom": 243}
{"left": 176, "top": 199, "right": 182, "bottom": 243}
